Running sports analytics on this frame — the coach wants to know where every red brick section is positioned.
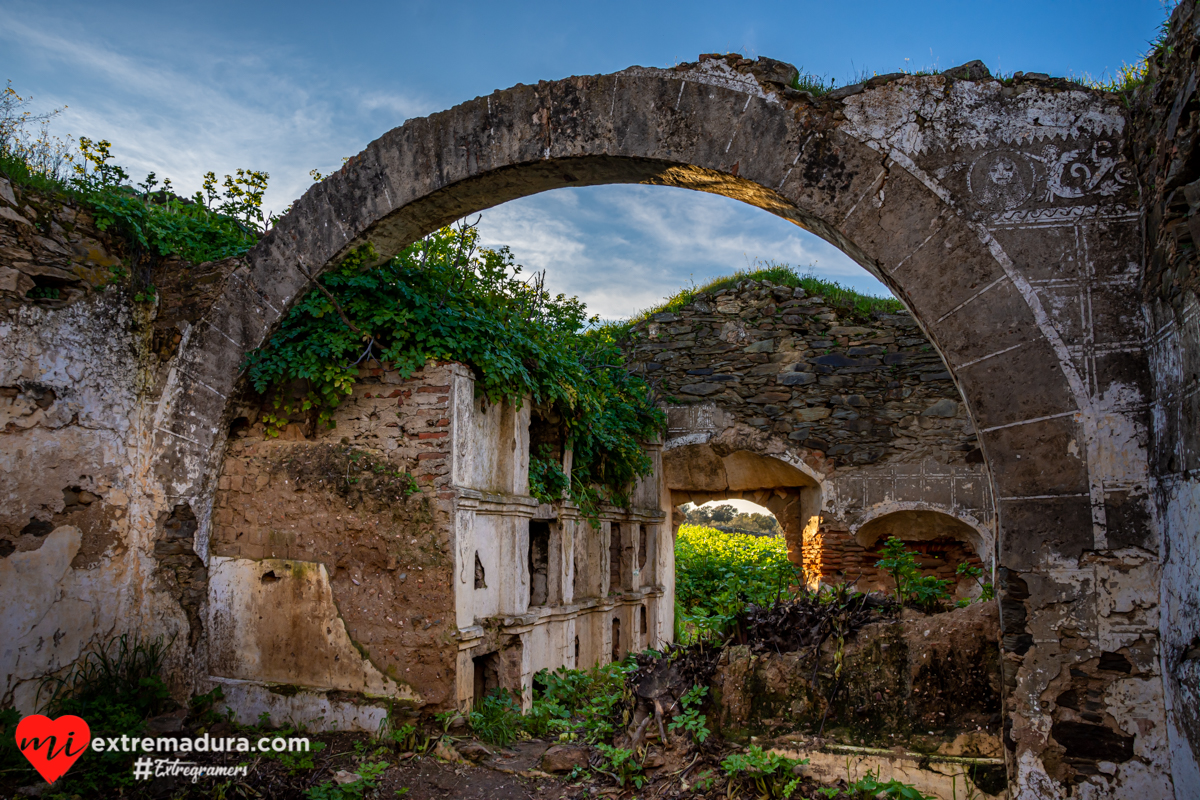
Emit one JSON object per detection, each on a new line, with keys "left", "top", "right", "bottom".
{"left": 803, "top": 524, "right": 986, "bottom": 598}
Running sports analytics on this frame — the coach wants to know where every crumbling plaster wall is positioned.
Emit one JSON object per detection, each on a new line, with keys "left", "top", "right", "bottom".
{"left": 210, "top": 362, "right": 475, "bottom": 718}
{"left": 0, "top": 177, "right": 242, "bottom": 712}
{"left": 1132, "top": 2, "right": 1200, "bottom": 794}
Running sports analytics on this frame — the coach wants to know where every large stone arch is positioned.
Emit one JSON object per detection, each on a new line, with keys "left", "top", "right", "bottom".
{"left": 150, "top": 57, "right": 1170, "bottom": 796}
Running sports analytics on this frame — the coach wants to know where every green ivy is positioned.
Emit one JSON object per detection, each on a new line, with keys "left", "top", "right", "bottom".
{"left": 720, "top": 744, "right": 807, "bottom": 799}
{"left": 244, "top": 224, "right": 665, "bottom": 517}
{"left": 529, "top": 445, "right": 570, "bottom": 504}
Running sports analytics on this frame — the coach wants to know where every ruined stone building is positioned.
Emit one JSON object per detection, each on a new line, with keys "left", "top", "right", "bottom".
{"left": 4, "top": 3, "right": 1200, "bottom": 794}
{"left": 621, "top": 281, "right": 991, "bottom": 600}
{"left": 207, "top": 361, "right": 667, "bottom": 722}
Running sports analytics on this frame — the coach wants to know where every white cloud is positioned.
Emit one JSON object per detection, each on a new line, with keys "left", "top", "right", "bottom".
{"left": 475, "top": 185, "right": 891, "bottom": 319}
{"left": 2, "top": 8, "right": 890, "bottom": 317}
{"left": 0, "top": 11, "right": 429, "bottom": 213}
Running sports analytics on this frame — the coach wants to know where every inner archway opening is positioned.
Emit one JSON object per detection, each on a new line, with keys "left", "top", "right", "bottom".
{"left": 681, "top": 498, "right": 781, "bottom": 537}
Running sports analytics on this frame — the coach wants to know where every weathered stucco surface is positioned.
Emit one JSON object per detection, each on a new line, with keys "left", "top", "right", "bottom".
{"left": 206, "top": 360, "right": 667, "bottom": 718}
{"left": 3, "top": 20, "right": 1199, "bottom": 795}
{"left": 1131, "top": 3, "right": 1200, "bottom": 795}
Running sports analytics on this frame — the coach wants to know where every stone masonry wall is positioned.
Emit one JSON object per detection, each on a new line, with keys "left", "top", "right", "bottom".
{"left": 626, "top": 280, "right": 976, "bottom": 467}
{"left": 1131, "top": 2, "right": 1200, "bottom": 792}
{"left": 623, "top": 277, "right": 993, "bottom": 592}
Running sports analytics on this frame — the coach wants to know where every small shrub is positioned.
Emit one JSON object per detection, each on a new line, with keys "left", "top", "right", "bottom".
{"left": 875, "top": 537, "right": 953, "bottom": 612}
{"left": 528, "top": 659, "right": 636, "bottom": 743}
{"left": 383, "top": 721, "right": 423, "bottom": 753}
{"left": 721, "top": 744, "right": 808, "bottom": 799}
{"left": 956, "top": 563, "right": 996, "bottom": 602}
{"left": 529, "top": 445, "right": 570, "bottom": 504}
{"left": 594, "top": 743, "right": 646, "bottom": 789}
{"left": 260, "top": 733, "right": 327, "bottom": 773}
{"left": 906, "top": 574, "right": 954, "bottom": 614}
{"left": 667, "top": 685, "right": 710, "bottom": 743}
{"left": 305, "top": 761, "right": 389, "bottom": 800}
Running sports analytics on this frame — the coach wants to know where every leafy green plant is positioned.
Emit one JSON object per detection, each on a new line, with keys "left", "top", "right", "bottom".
{"left": 906, "top": 574, "right": 954, "bottom": 614}
{"left": 875, "top": 537, "right": 917, "bottom": 606}
{"left": 874, "top": 537, "right": 952, "bottom": 612}
{"left": 848, "top": 768, "right": 935, "bottom": 799}
{"left": 689, "top": 768, "right": 717, "bottom": 793}
{"left": 528, "top": 659, "right": 637, "bottom": 743}
{"left": 189, "top": 684, "right": 229, "bottom": 727}
{"left": 594, "top": 743, "right": 646, "bottom": 790}
{"left": 470, "top": 689, "right": 525, "bottom": 747}
{"left": 1, "top": 85, "right": 270, "bottom": 271}
{"left": 956, "top": 563, "right": 996, "bottom": 602}
{"left": 720, "top": 745, "right": 808, "bottom": 799}
{"left": 433, "top": 709, "right": 464, "bottom": 733}
{"left": 667, "top": 684, "right": 711, "bottom": 743}
{"left": 260, "top": 733, "right": 327, "bottom": 773}
{"left": 383, "top": 721, "right": 424, "bottom": 753}
{"left": 529, "top": 445, "right": 570, "bottom": 504}
{"left": 305, "top": 761, "right": 390, "bottom": 800}
{"left": 523, "top": 700, "right": 567, "bottom": 739}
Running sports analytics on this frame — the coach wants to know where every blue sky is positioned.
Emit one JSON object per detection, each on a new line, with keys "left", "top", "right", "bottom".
{"left": 2, "top": 0, "right": 1169, "bottom": 318}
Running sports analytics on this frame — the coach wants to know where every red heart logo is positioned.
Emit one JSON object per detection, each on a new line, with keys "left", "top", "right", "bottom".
{"left": 15, "top": 715, "right": 91, "bottom": 784}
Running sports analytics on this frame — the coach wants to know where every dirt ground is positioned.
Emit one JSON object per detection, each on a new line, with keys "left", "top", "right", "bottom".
{"left": 2, "top": 729, "right": 853, "bottom": 800}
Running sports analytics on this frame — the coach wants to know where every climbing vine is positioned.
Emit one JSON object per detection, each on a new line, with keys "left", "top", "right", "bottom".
{"left": 244, "top": 224, "right": 665, "bottom": 517}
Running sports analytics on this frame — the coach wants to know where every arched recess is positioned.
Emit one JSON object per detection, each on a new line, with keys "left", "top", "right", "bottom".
{"left": 851, "top": 504, "right": 995, "bottom": 599}
{"left": 150, "top": 58, "right": 1170, "bottom": 796}
{"left": 852, "top": 503, "right": 995, "bottom": 570}
{"left": 663, "top": 443, "right": 823, "bottom": 566}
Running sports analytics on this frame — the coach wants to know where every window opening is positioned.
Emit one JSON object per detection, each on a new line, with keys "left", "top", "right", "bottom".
{"left": 609, "top": 524, "right": 622, "bottom": 592}
{"left": 474, "top": 551, "right": 486, "bottom": 589}
{"left": 529, "top": 521, "right": 550, "bottom": 606}
{"left": 472, "top": 651, "right": 501, "bottom": 707}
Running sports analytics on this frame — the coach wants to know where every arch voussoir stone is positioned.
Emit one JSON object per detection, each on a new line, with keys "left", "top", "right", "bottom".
{"left": 148, "top": 56, "right": 1175, "bottom": 797}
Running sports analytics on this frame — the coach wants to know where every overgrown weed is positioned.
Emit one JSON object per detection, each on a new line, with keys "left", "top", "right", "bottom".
{"left": 609, "top": 259, "right": 903, "bottom": 339}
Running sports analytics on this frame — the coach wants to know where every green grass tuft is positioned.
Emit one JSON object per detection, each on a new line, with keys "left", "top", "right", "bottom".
{"left": 790, "top": 68, "right": 836, "bottom": 96}
{"left": 606, "top": 260, "right": 904, "bottom": 338}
